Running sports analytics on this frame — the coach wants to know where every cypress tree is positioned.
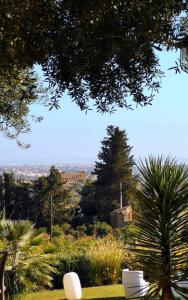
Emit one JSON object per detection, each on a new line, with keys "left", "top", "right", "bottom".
{"left": 94, "top": 125, "right": 135, "bottom": 222}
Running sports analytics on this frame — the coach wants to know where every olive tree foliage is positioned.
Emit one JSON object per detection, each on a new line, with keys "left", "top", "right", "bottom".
{"left": 1, "top": 1, "right": 188, "bottom": 140}
{"left": 45, "top": 0, "right": 187, "bottom": 112}
{"left": 0, "top": 68, "right": 48, "bottom": 147}
{"left": 0, "top": 1, "right": 55, "bottom": 144}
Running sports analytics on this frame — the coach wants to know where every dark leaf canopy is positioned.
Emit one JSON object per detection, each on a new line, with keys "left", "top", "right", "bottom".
{"left": 37, "top": 0, "right": 188, "bottom": 112}
{"left": 0, "top": 1, "right": 188, "bottom": 141}
{"left": 1, "top": 1, "right": 188, "bottom": 109}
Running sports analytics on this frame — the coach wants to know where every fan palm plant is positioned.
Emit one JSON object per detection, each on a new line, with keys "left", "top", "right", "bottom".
{"left": 134, "top": 156, "right": 188, "bottom": 300}
{"left": 0, "top": 220, "right": 58, "bottom": 297}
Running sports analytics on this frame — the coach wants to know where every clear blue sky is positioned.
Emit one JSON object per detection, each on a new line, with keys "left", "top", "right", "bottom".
{"left": 1, "top": 50, "right": 188, "bottom": 165}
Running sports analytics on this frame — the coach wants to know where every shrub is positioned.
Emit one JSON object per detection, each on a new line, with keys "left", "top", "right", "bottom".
{"left": 61, "top": 223, "right": 71, "bottom": 235}
{"left": 113, "top": 223, "right": 137, "bottom": 245}
{"left": 92, "top": 222, "right": 112, "bottom": 237}
{"left": 76, "top": 225, "right": 87, "bottom": 236}
{"left": 53, "top": 253, "right": 91, "bottom": 288}
{"left": 52, "top": 225, "right": 63, "bottom": 237}
{"left": 68, "top": 229, "right": 86, "bottom": 239}
{"left": 88, "top": 238, "right": 125, "bottom": 285}
{"left": 60, "top": 224, "right": 87, "bottom": 238}
{"left": 53, "top": 234, "right": 131, "bottom": 288}
{"left": 52, "top": 235, "right": 94, "bottom": 288}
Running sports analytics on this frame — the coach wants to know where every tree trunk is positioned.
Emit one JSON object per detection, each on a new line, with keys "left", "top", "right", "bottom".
{"left": 162, "top": 284, "right": 171, "bottom": 300}
{"left": 164, "top": 291, "right": 171, "bottom": 300}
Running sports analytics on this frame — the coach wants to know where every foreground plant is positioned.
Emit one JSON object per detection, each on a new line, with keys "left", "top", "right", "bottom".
{"left": 0, "top": 220, "right": 58, "bottom": 297}
{"left": 134, "top": 156, "right": 188, "bottom": 299}
{"left": 88, "top": 238, "right": 125, "bottom": 286}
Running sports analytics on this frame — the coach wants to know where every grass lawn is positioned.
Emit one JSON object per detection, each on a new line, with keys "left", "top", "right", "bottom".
{"left": 16, "top": 285, "right": 125, "bottom": 300}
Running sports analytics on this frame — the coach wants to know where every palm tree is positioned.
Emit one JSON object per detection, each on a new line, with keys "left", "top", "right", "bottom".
{"left": 134, "top": 156, "right": 188, "bottom": 300}
{"left": 0, "top": 219, "right": 58, "bottom": 297}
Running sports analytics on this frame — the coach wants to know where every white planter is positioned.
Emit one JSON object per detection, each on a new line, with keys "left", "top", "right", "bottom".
{"left": 173, "top": 280, "right": 188, "bottom": 300}
{"left": 63, "top": 272, "right": 82, "bottom": 300}
{"left": 122, "top": 269, "right": 149, "bottom": 298}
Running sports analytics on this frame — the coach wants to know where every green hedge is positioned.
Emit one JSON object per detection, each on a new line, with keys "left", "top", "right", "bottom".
{"left": 53, "top": 253, "right": 91, "bottom": 288}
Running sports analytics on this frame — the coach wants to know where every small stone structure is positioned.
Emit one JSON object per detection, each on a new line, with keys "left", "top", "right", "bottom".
{"left": 61, "top": 171, "right": 87, "bottom": 185}
{"left": 110, "top": 206, "right": 132, "bottom": 228}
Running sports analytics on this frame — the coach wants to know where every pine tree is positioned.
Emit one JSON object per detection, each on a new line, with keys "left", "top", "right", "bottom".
{"left": 94, "top": 125, "right": 135, "bottom": 222}
{"left": 13, "top": 181, "right": 34, "bottom": 220}
{"left": 79, "top": 180, "right": 97, "bottom": 224}
{"left": 35, "top": 166, "right": 78, "bottom": 230}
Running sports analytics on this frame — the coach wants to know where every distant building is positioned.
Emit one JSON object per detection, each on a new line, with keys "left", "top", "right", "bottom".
{"left": 61, "top": 171, "right": 87, "bottom": 185}
{"left": 110, "top": 206, "right": 132, "bottom": 228}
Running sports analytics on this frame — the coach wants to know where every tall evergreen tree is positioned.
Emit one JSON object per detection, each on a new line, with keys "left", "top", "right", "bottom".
{"left": 13, "top": 181, "right": 34, "bottom": 220}
{"left": 94, "top": 125, "right": 135, "bottom": 222}
{"left": 33, "top": 175, "right": 49, "bottom": 226}
{"left": 2, "top": 174, "right": 34, "bottom": 220}
{"left": 79, "top": 180, "right": 97, "bottom": 224}
{"left": 35, "top": 166, "right": 78, "bottom": 230}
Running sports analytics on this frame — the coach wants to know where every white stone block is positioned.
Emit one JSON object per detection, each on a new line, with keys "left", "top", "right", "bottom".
{"left": 63, "top": 272, "right": 82, "bottom": 300}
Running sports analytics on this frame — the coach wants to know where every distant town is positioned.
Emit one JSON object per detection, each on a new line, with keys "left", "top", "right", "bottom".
{"left": 0, "top": 163, "right": 94, "bottom": 180}
{"left": 0, "top": 163, "right": 139, "bottom": 181}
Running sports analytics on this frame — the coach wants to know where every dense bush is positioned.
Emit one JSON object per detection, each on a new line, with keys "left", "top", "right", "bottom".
{"left": 61, "top": 223, "right": 72, "bottom": 235}
{"left": 93, "top": 222, "right": 113, "bottom": 237}
{"left": 1, "top": 219, "right": 133, "bottom": 293}
{"left": 60, "top": 222, "right": 112, "bottom": 238}
{"left": 60, "top": 223, "right": 87, "bottom": 238}
{"left": 52, "top": 234, "right": 131, "bottom": 288}
{"left": 52, "top": 235, "right": 93, "bottom": 288}
{"left": 53, "top": 253, "right": 91, "bottom": 288}
{"left": 52, "top": 225, "right": 63, "bottom": 237}
{"left": 113, "top": 223, "right": 137, "bottom": 245}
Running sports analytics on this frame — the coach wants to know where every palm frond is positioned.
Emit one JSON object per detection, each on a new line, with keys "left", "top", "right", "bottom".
{"left": 134, "top": 156, "right": 188, "bottom": 299}
{"left": 0, "top": 219, "right": 59, "bottom": 296}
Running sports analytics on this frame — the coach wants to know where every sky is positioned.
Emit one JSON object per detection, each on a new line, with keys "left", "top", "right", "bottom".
{"left": 1, "top": 50, "right": 188, "bottom": 165}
